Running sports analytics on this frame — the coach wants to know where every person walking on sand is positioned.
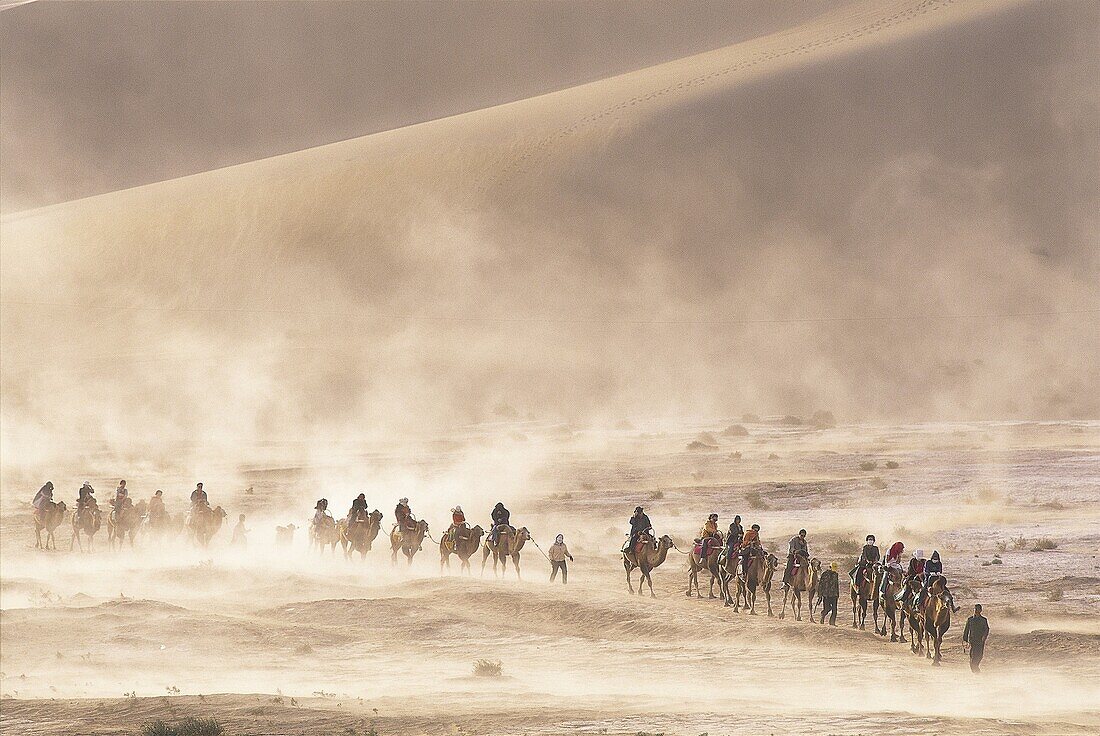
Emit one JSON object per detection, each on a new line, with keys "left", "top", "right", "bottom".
{"left": 548, "top": 534, "right": 573, "bottom": 583}
{"left": 818, "top": 562, "right": 840, "bottom": 625}
{"left": 232, "top": 514, "right": 250, "bottom": 547}
{"left": 963, "top": 604, "right": 989, "bottom": 672}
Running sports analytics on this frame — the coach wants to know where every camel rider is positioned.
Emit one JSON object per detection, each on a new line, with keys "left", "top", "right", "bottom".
{"left": 894, "top": 546, "right": 922, "bottom": 602}
{"left": 698, "top": 513, "right": 720, "bottom": 557}
{"left": 447, "top": 505, "right": 467, "bottom": 545}
{"left": 148, "top": 490, "right": 166, "bottom": 522}
{"left": 917, "top": 550, "right": 959, "bottom": 611}
{"left": 725, "top": 515, "right": 745, "bottom": 557}
{"left": 312, "top": 499, "right": 331, "bottom": 529}
{"left": 76, "top": 482, "right": 96, "bottom": 515}
{"left": 394, "top": 498, "right": 416, "bottom": 531}
{"left": 490, "top": 502, "right": 511, "bottom": 545}
{"left": 783, "top": 529, "right": 809, "bottom": 588}
{"left": 741, "top": 524, "right": 762, "bottom": 574}
{"left": 626, "top": 506, "right": 653, "bottom": 552}
{"left": 111, "top": 480, "right": 129, "bottom": 519}
{"left": 850, "top": 534, "right": 881, "bottom": 581}
{"left": 348, "top": 493, "right": 368, "bottom": 524}
{"left": 190, "top": 483, "right": 209, "bottom": 509}
{"left": 32, "top": 481, "right": 54, "bottom": 523}
{"left": 880, "top": 539, "right": 906, "bottom": 598}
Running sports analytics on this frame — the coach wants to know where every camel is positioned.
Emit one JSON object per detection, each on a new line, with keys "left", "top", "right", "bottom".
{"left": 806, "top": 557, "right": 822, "bottom": 621}
{"left": 623, "top": 534, "right": 674, "bottom": 597}
{"left": 34, "top": 501, "right": 67, "bottom": 550}
{"left": 70, "top": 504, "right": 101, "bottom": 552}
{"left": 780, "top": 555, "right": 817, "bottom": 621}
{"left": 440, "top": 524, "right": 485, "bottom": 574}
{"left": 309, "top": 514, "right": 340, "bottom": 555}
{"left": 107, "top": 503, "right": 142, "bottom": 550}
{"left": 686, "top": 536, "right": 723, "bottom": 598}
{"left": 390, "top": 519, "right": 429, "bottom": 565}
{"left": 921, "top": 576, "right": 952, "bottom": 665}
{"left": 275, "top": 524, "right": 297, "bottom": 548}
{"left": 342, "top": 510, "right": 383, "bottom": 559}
{"left": 738, "top": 551, "right": 778, "bottom": 615}
{"left": 877, "top": 565, "right": 907, "bottom": 642}
{"left": 188, "top": 505, "right": 227, "bottom": 548}
{"left": 850, "top": 564, "right": 875, "bottom": 629}
{"left": 481, "top": 525, "right": 530, "bottom": 578}
{"left": 902, "top": 577, "right": 925, "bottom": 656}
{"left": 718, "top": 548, "right": 743, "bottom": 609}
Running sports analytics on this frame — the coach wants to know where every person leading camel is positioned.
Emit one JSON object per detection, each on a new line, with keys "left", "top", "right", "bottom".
{"left": 626, "top": 506, "right": 652, "bottom": 552}
{"left": 818, "top": 562, "right": 840, "bottom": 625}
{"left": 849, "top": 534, "right": 880, "bottom": 581}
{"left": 783, "top": 529, "right": 809, "bottom": 589}
{"left": 490, "top": 502, "right": 510, "bottom": 545}
{"left": 963, "top": 604, "right": 990, "bottom": 672}
{"left": 549, "top": 534, "right": 573, "bottom": 584}
{"left": 232, "top": 514, "right": 249, "bottom": 547}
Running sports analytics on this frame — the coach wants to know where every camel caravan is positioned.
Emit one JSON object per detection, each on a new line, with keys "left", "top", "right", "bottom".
{"left": 29, "top": 483, "right": 964, "bottom": 666}
{"left": 625, "top": 507, "right": 962, "bottom": 665}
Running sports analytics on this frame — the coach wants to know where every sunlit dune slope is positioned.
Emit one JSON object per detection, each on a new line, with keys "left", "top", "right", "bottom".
{"left": 2, "top": 0, "right": 1097, "bottom": 455}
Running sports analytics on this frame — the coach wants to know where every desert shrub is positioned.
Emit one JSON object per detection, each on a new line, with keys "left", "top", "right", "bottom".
{"left": 990, "top": 558, "right": 1003, "bottom": 565}
{"left": 140, "top": 718, "right": 224, "bottom": 736}
{"left": 741, "top": 413, "right": 761, "bottom": 423}
{"left": 885, "top": 461, "right": 900, "bottom": 469}
{"left": 1047, "top": 587, "right": 1063, "bottom": 602}
{"left": 1039, "top": 500, "right": 1065, "bottom": 510}
{"left": 869, "top": 477, "right": 888, "bottom": 490}
{"left": 859, "top": 461, "right": 877, "bottom": 472}
{"left": 1002, "top": 605, "right": 1018, "bottom": 618}
{"left": 779, "top": 415, "right": 803, "bottom": 426}
{"left": 492, "top": 401, "right": 519, "bottom": 418}
{"left": 893, "top": 525, "right": 914, "bottom": 538}
{"left": 1032, "top": 538, "right": 1058, "bottom": 551}
{"left": 721, "top": 424, "right": 749, "bottom": 437}
{"left": 650, "top": 490, "right": 664, "bottom": 500}
{"left": 746, "top": 491, "right": 768, "bottom": 510}
{"left": 995, "top": 540, "right": 1008, "bottom": 553}
{"left": 767, "top": 452, "right": 779, "bottom": 460}
{"left": 810, "top": 410, "right": 836, "bottom": 427}
{"left": 1012, "top": 536, "right": 1029, "bottom": 550}
{"left": 580, "top": 482, "right": 595, "bottom": 491}
{"left": 687, "top": 440, "right": 717, "bottom": 451}
{"left": 976, "top": 486, "right": 999, "bottom": 502}
{"left": 728, "top": 452, "right": 742, "bottom": 460}
{"left": 696, "top": 432, "right": 719, "bottom": 445}
{"left": 473, "top": 659, "right": 502, "bottom": 677}
{"left": 829, "top": 536, "right": 860, "bottom": 555}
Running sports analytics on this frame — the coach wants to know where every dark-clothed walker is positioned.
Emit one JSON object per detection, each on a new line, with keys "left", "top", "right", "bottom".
{"left": 963, "top": 604, "right": 990, "bottom": 673}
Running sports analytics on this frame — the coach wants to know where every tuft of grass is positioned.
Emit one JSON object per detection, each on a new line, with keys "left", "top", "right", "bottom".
{"left": 1047, "top": 587, "right": 1063, "bottom": 602}
{"left": 741, "top": 413, "right": 761, "bottom": 423}
{"left": 858, "top": 461, "right": 878, "bottom": 472}
{"left": 829, "top": 536, "right": 860, "bottom": 555}
{"left": 869, "top": 477, "right": 887, "bottom": 490}
{"left": 140, "top": 718, "right": 224, "bottom": 736}
{"left": 995, "top": 540, "right": 1008, "bottom": 553}
{"left": 990, "top": 558, "right": 1003, "bottom": 565}
{"left": 649, "top": 490, "right": 664, "bottom": 500}
{"left": 893, "top": 525, "right": 915, "bottom": 539}
{"left": 884, "top": 460, "right": 900, "bottom": 469}
{"left": 728, "top": 451, "right": 742, "bottom": 460}
{"left": 779, "top": 415, "right": 803, "bottom": 426}
{"left": 766, "top": 452, "right": 779, "bottom": 460}
{"left": 1031, "top": 538, "right": 1058, "bottom": 551}
{"left": 473, "top": 659, "right": 502, "bottom": 677}
{"left": 721, "top": 424, "right": 749, "bottom": 437}
{"left": 1012, "top": 536, "right": 1030, "bottom": 550}
{"left": 745, "top": 490, "right": 768, "bottom": 511}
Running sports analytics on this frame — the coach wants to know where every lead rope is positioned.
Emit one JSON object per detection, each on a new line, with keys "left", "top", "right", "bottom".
{"left": 528, "top": 536, "right": 553, "bottom": 563}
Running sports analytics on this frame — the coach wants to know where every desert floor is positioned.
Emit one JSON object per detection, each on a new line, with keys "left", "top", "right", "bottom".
{"left": 2, "top": 419, "right": 1099, "bottom": 735}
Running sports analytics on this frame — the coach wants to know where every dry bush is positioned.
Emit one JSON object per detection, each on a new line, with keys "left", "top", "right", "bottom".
{"left": 859, "top": 461, "right": 877, "bottom": 472}
{"left": 767, "top": 452, "right": 779, "bottom": 460}
{"left": 780, "top": 415, "right": 803, "bottom": 426}
{"left": 746, "top": 491, "right": 768, "bottom": 510}
{"left": 722, "top": 424, "right": 749, "bottom": 437}
{"left": 811, "top": 410, "right": 836, "bottom": 427}
{"left": 885, "top": 460, "right": 900, "bottom": 469}
{"left": 869, "top": 477, "right": 888, "bottom": 490}
{"left": 829, "top": 536, "right": 860, "bottom": 555}
{"left": 1012, "top": 536, "right": 1029, "bottom": 550}
{"left": 1047, "top": 587, "right": 1064, "bottom": 602}
{"left": 995, "top": 540, "right": 1008, "bottom": 553}
{"left": 650, "top": 490, "right": 664, "bottom": 500}
{"left": 976, "top": 486, "right": 1000, "bottom": 503}
{"left": 1032, "top": 538, "right": 1058, "bottom": 551}
{"left": 140, "top": 718, "right": 224, "bottom": 736}
{"left": 687, "top": 440, "right": 718, "bottom": 451}
{"left": 741, "top": 413, "right": 761, "bottom": 423}
{"left": 473, "top": 659, "right": 502, "bottom": 677}
{"left": 893, "top": 525, "right": 915, "bottom": 538}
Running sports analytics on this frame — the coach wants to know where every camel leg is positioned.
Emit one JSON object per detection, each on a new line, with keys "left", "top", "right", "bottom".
{"left": 644, "top": 568, "right": 656, "bottom": 598}
{"left": 625, "top": 561, "right": 636, "bottom": 594}
{"left": 513, "top": 554, "right": 521, "bottom": 580}
{"left": 779, "top": 588, "right": 788, "bottom": 619}
{"left": 795, "top": 591, "right": 802, "bottom": 621}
